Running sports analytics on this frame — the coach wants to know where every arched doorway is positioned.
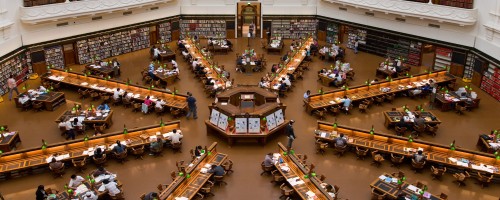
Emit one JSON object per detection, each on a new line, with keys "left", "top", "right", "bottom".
{"left": 237, "top": 2, "right": 261, "bottom": 38}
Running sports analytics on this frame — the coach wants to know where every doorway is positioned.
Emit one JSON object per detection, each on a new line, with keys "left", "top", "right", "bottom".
{"left": 237, "top": 2, "right": 261, "bottom": 38}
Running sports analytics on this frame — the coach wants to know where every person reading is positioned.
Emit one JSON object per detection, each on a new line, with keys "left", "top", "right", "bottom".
{"left": 413, "top": 150, "right": 426, "bottom": 163}
{"left": 263, "top": 153, "right": 274, "bottom": 168}
{"left": 333, "top": 133, "right": 348, "bottom": 148}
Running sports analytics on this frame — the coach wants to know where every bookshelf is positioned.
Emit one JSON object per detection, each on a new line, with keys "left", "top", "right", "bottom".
{"left": 346, "top": 27, "right": 366, "bottom": 49}
{"left": 180, "top": 19, "right": 226, "bottom": 39}
{"left": 0, "top": 51, "right": 32, "bottom": 96}
{"left": 434, "top": 47, "right": 452, "bottom": 71}
{"left": 44, "top": 45, "right": 65, "bottom": 69}
{"left": 481, "top": 63, "right": 500, "bottom": 101}
{"left": 76, "top": 27, "right": 151, "bottom": 64}
{"left": 158, "top": 21, "right": 172, "bottom": 43}
{"left": 326, "top": 23, "right": 339, "bottom": 44}
{"left": 271, "top": 19, "right": 317, "bottom": 39}
{"left": 464, "top": 53, "right": 476, "bottom": 79}
{"left": 403, "top": 0, "right": 473, "bottom": 9}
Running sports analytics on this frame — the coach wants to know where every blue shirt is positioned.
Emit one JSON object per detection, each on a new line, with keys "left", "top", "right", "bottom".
{"left": 97, "top": 104, "right": 110, "bottom": 111}
{"left": 149, "top": 64, "right": 155, "bottom": 73}
{"left": 208, "top": 166, "right": 225, "bottom": 176}
{"left": 342, "top": 98, "right": 351, "bottom": 107}
{"left": 187, "top": 96, "right": 196, "bottom": 108}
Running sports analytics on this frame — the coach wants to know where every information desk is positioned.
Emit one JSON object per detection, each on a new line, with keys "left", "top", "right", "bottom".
{"left": 370, "top": 173, "right": 443, "bottom": 200}
{"left": 152, "top": 66, "right": 179, "bottom": 86}
{"left": 55, "top": 110, "right": 114, "bottom": 128}
{"left": 305, "top": 71, "right": 456, "bottom": 113}
{"left": 0, "top": 132, "right": 21, "bottom": 152}
{"left": 315, "top": 121, "right": 500, "bottom": 182}
{"left": 267, "top": 40, "right": 284, "bottom": 54}
{"left": 433, "top": 91, "right": 480, "bottom": 112}
{"left": 0, "top": 122, "right": 180, "bottom": 181}
{"left": 42, "top": 69, "right": 187, "bottom": 111}
{"left": 205, "top": 87, "right": 288, "bottom": 145}
{"left": 182, "top": 37, "right": 228, "bottom": 89}
{"left": 383, "top": 110, "right": 441, "bottom": 128}
{"left": 269, "top": 37, "right": 313, "bottom": 91}
{"left": 375, "top": 65, "right": 410, "bottom": 79}
{"left": 85, "top": 64, "right": 115, "bottom": 78}
{"left": 14, "top": 92, "right": 66, "bottom": 111}
{"left": 159, "top": 142, "right": 227, "bottom": 200}
{"left": 213, "top": 44, "right": 229, "bottom": 54}
{"left": 476, "top": 133, "right": 500, "bottom": 154}
{"left": 276, "top": 142, "right": 334, "bottom": 200}
{"left": 159, "top": 48, "right": 176, "bottom": 62}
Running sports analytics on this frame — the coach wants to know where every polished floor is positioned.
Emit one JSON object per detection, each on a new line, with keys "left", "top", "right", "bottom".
{"left": 1, "top": 38, "right": 499, "bottom": 200}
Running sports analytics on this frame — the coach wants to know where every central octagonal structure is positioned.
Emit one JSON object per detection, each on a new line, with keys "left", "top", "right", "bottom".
{"left": 205, "top": 86, "right": 289, "bottom": 145}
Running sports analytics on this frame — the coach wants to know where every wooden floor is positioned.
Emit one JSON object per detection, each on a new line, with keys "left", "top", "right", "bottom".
{"left": 0, "top": 38, "right": 499, "bottom": 200}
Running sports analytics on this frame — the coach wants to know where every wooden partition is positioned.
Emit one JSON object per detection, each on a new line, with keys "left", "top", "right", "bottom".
{"left": 315, "top": 121, "right": 500, "bottom": 182}
{"left": 305, "top": 71, "right": 455, "bottom": 113}
{"left": 43, "top": 69, "right": 187, "bottom": 110}
{"left": 183, "top": 37, "right": 228, "bottom": 88}
{"left": 0, "top": 121, "right": 181, "bottom": 180}
{"left": 159, "top": 142, "right": 228, "bottom": 200}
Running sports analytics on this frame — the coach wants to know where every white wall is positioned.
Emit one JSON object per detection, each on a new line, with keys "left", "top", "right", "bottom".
{"left": 180, "top": 0, "right": 235, "bottom": 15}
{"left": 474, "top": 0, "right": 500, "bottom": 59}
{"left": 0, "top": 0, "right": 23, "bottom": 56}
{"left": 262, "top": 0, "right": 317, "bottom": 15}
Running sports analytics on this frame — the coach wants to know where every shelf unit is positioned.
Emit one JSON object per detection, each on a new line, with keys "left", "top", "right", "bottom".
{"left": 481, "top": 63, "right": 500, "bottom": 101}
{"left": 44, "top": 45, "right": 65, "bottom": 69}
{"left": 434, "top": 47, "right": 452, "bottom": 71}
{"left": 76, "top": 27, "right": 151, "bottom": 64}
{"left": 346, "top": 27, "right": 366, "bottom": 49}
{"left": 464, "top": 53, "right": 476, "bottom": 79}
{"left": 158, "top": 21, "right": 172, "bottom": 43}
{"left": 0, "top": 51, "right": 32, "bottom": 96}
{"left": 180, "top": 19, "right": 226, "bottom": 39}
{"left": 271, "top": 19, "right": 317, "bottom": 39}
{"left": 326, "top": 23, "right": 339, "bottom": 44}
{"left": 437, "top": 0, "right": 473, "bottom": 9}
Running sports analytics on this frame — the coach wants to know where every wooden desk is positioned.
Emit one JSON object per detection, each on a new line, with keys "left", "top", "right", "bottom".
{"left": 383, "top": 111, "right": 441, "bottom": 128}
{"left": 42, "top": 69, "right": 187, "bottom": 111}
{"left": 14, "top": 92, "right": 66, "bottom": 111}
{"left": 269, "top": 37, "right": 313, "bottom": 90}
{"left": 275, "top": 143, "right": 334, "bottom": 200}
{"left": 205, "top": 119, "right": 289, "bottom": 145}
{"left": 57, "top": 182, "right": 103, "bottom": 200}
{"left": 159, "top": 142, "right": 227, "bottom": 200}
{"left": 0, "top": 122, "right": 180, "bottom": 181}
{"left": 433, "top": 92, "right": 480, "bottom": 112}
{"left": 267, "top": 40, "right": 284, "bottom": 54}
{"left": 315, "top": 122, "right": 500, "bottom": 182}
{"left": 213, "top": 44, "right": 229, "bottom": 54}
{"left": 305, "top": 71, "right": 456, "bottom": 113}
{"left": 376, "top": 68, "right": 397, "bottom": 79}
{"left": 55, "top": 110, "right": 114, "bottom": 127}
{"left": 153, "top": 69, "right": 178, "bottom": 86}
{"left": 0, "top": 132, "right": 21, "bottom": 152}
{"left": 370, "top": 173, "right": 443, "bottom": 200}
{"left": 476, "top": 134, "right": 500, "bottom": 154}
{"left": 85, "top": 65, "right": 115, "bottom": 78}
{"left": 159, "top": 49, "right": 176, "bottom": 62}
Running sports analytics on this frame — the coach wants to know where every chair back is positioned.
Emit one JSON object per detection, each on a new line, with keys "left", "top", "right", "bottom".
{"left": 319, "top": 174, "right": 326, "bottom": 182}
{"left": 140, "top": 194, "right": 146, "bottom": 200}
{"left": 93, "top": 154, "right": 107, "bottom": 165}
{"left": 439, "top": 193, "right": 448, "bottom": 200}
{"left": 171, "top": 171, "right": 177, "bottom": 181}
{"left": 356, "top": 147, "right": 368, "bottom": 156}
{"left": 132, "top": 145, "right": 145, "bottom": 155}
{"left": 223, "top": 160, "right": 233, "bottom": 172}
{"left": 412, "top": 159, "right": 425, "bottom": 168}
{"left": 115, "top": 150, "right": 128, "bottom": 159}
{"left": 391, "top": 153, "right": 404, "bottom": 163}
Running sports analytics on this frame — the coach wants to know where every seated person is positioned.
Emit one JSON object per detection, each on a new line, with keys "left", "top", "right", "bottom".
{"left": 144, "top": 192, "right": 159, "bottom": 200}
{"left": 155, "top": 99, "right": 166, "bottom": 108}
{"left": 263, "top": 153, "right": 274, "bottom": 168}
{"left": 38, "top": 85, "right": 47, "bottom": 93}
{"left": 113, "top": 88, "right": 122, "bottom": 100}
{"left": 413, "top": 150, "right": 426, "bottom": 163}
{"left": 259, "top": 79, "right": 270, "bottom": 88}
{"left": 97, "top": 103, "right": 110, "bottom": 111}
{"left": 93, "top": 147, "right": 105, "bottom": 159}
{"left": 370, "top": 79, "right": 378, "bottom": 84}
{"left": 422, "top": 83, "right": 432, "bottom": 93}
{"left": 281, "top": 54, "right": 288, "bottom": 62}
{"left": 320, "top": 183, "right": 336, "bottom": 198}
{"left": 271, "top": 64, "right": 279, "bottom": 73}
{"left": 150, "top": 138, "right": 163, "bottom": 152}
{"left": 208, "top": 164, "right": 225, "bottom": 176}
{"left": 49, "top": 158, "right": 63, "bottom": 170}
{"left": 341, "top": 96, "right": 352, "bottom": 111}
{"left": 413, "top": 114, "right": 425, "bottom": 127}
{"left": 92, "top": 166, "right": 110, "bottom": 177}
{"left": 142, "top": 96, "right": 153, "bottom": 114}
{"left": 112, "top": 140, "right": 126, "bottom": 154}
{"left": 278, "top": 81, "right": 287, "bottom": 91}
{"left": 282, "top": 77, "right": 291, "bottom": 87}
{"left": 68, "top": 174, "right": 85, "bottom": 189}
{"left": 333, "top": 133, "right": 348, "bottom": 148}
{"left": 409, "top": 87, "right": 422, "bottom": 96}
{"left": 148, "top": 62, "right": 155, "bottom": 79}
{"left": 303, "top": 90, "right": 311, "bottom": 100}
{"left": 18, "top": 94, "right": 30, "bottom": 105}
{"left": 83, "top": 191, "right": 97, "bottom": 200}
{"left": 101, "top": 179, "right": 121, "bottom": 197}
{"left": 225, "top": 39, "right": 232, "bottom": 47}
{"left": 169, "top": 129, "right": 183, "bottom": 144}
{"left": 194, "top": 145, "right": 203, "bottom": 157}
{"left": 182, "top": 50, "right": 190, "bottom": 59}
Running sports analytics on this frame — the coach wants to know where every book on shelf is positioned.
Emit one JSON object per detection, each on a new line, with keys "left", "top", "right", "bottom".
{"left": 271, "top": 19, "right": 317, "bottom": 39}
{"left": 180, "top": 19, "right": 226, "bottom": 39}
{"left": 44, "top": 45, "right": 65, "bottom": 69}
{"left": 0, "top": 51, "right": 32, "bottom": 96}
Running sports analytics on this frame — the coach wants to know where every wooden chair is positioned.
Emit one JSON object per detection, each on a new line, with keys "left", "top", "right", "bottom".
{"left": 363, "top": 97, "right": 374, "bottom": 108}
{"left": 356, "top": 147, "right": 369, "bottom": 160}
{"left": 157, "top": 183, "right": 169, "bottom": 192}
{"left": 395, "top": 126, "right": 407, "bottom": 136}
{"left": 90, "top": 91, "right": 100, "bottom": 101}
{"left": 333, "top": 185, "right": 340, "bottom": 197}
{"left": 371, "top": 188, "right": 386, "bottom": 200}
{"left": 455, "top": 103, "right": 467, "bottom": 115}
{"left": 170, "top": 107, "right": 183, "bottom": 119}
{"left": 296, "top": 154, "right": 308, "bottom": 165}
{"left": 133, "top": 102, "right": 142, "bottom": 112}
{"left": 426, "top": 124, "right": 438, "bottom": 136}
{"left": 171, "top": 142, "right": 182, "bottom": 153}
{"left": 319, "top": 174, "right": 327, "bottom": 182}
{"left": 358, "top": 103, "right": 368, "bottom": 113}
{"left": 371, "top": 150, "right": 384, "bottom": 167}
{"left": 431, "top": 165, "right": 446, "bottom": 180}
{"left": 122, "top": 98, "right": 132, "bottom": 108}
{"left": 112, "top": 97, "right": 122, "bottom": 106}
{"left": 346, "top": 70, "right": 355, "bottom": 80}
{"left": 176, "top": 160, "right": 186, "bottom": 172}
{"left": 189, "top": 149, "right": 196, "bottom": 162}
{"left": 170, "top": 171, "right": 177, "bottom": 181}
{"left": 415, "top": 181, "right": 426, "bottom": 190}
{"left": 390, "top": 153, "right": 404, "bottom": 168}
{"left": 94, "top": 124, "right": 106, "bottom": 134}
{"left": 114, "top": 149, "right": 128, "bottom": 163}
{"left": 144, "top": 76, "right": 153, "bottom": 85}
{"left": 222, "top": 159, "right": 234, "bottom": 174}
{"left": 375, "top": 96, "right": 385, "bottom": 106}
{"left": 453, "top": 171, "right": 470, "bottom": 187}
{"left": 72, "top": 157, "right": 87, "bottom": 172}
{"left": 260, "top": 161, "right": 274, "bottom": 176}
{"left": 20, "top": 101, "right": 32, "bottom": 111}
{"left": 131, "top": 145, "right": 145, "bottom": 159}
{"left": 110, "top": 192, "right": 124, "bottom": 200}
{"left": 155, "top": 106, "right": 164, "bottom": 116}
{"left": 93, "top": 154, "right": 107, "bottom": 167}
{"left": 53, "top": 82, "right": 61, "bottom": 91}
{"left": 439, "top": 193, "right": 448, "bottom": 200}
{"left": 279, "top": 183, "right": 295, "bottom": 199}
{"left": 333, "top": 144, "right": 347, "bottom": 157}
{"left": 151, "top": 144, "right": 164, "bottom": 157}
{"left": 49, "top": 164, "right": 65, "bottom": 178}
{"left": 476, "top": 172, "right": 494, "bottom": 188}
{"left": 100, "top": 93, "right": 111, "bottom": 104}
{"left": 329, "top": 105, "right": 340, "bottom": 116}
{"left": 411, "top": 159, "right": 426, "bottom": 173}
{"left": 385, "top": 93, "right": 395, "bottom": 104}
{"left": 154, "top": 79, "right": 162, "bottom": 88}
{"left": 315, "top": 139, "right": 328, "bottom": 154}
{"left": 213, "top": 175, "right": 227, "bottom": 186}
{"left": 78, "top": 89, "right": 90, "bottom": 99}
{"left": 199, "top": 180, "right": 215, "bottom": 197}
{"left": 271, "top": 170, "right": 285, "bottom": 184}
{"left": 32, "top": 101, "right": 44, "bottom": 112}
{"left": 412, "top": 124, "right": 426, "bottom": 138}
{"left": 313, "top": 108, "right": 327, "bottom": 120}
{"left": 139, "top": 194, "right": 146, "bottom": 200}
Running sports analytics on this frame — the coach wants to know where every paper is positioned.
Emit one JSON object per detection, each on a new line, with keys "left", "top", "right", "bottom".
{"left": 378, "top": 175, "right": 387, "bottom": 180}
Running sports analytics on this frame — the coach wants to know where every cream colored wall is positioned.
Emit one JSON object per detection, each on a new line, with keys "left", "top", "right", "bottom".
{"left": 0, "top": 0, "right": 23, "bottom": 56}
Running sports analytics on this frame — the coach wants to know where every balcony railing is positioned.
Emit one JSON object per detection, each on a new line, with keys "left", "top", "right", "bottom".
{"left": 322, "top": 0, "right": 477, "bottom": 26}
{"left": 21, "top": 0, "right": 173, "bottom": 24}
{"left": 23, "top": 0, "right": 81, "bottom": 7}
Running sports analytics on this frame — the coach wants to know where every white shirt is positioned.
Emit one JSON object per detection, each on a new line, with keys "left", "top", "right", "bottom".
{"left": 170, "top": 132, "right": 183, "bottom": 143}
{"left": 18, "top": 96, "right": 30, "bottom": 104}
{"left": 68, "top": 176, "right": 85, "bottom": 188}
{"left": 192, "top": 60, "right": 198, "bottom": 70}
{"left": 82, "top": 192, "right": 97, "bottom": 200}
{"left": 155, "top": 100, "right": 166, "bottom": 108}
{"left": 113, "top": 90, "right": 121, "bottom": 100}
{"left": 65, "top": 121, "right": 74, "bottom": 130}
{"left": 102, "top": 182, "right": 121, "bottom": 196}
{"left": 153, "top": 48, "right": 160, "bottom": 57}
{"left": 38, "top": 86, "right": 47, "bottom": 92}
{"left": 171, "top": 60, "right": 178, "bottom": 68}
{"left": 283, "top": 79, "right": 291, "bottom": 87}
{"left": 182, "top": 51, "right": 189, "bottom": 57}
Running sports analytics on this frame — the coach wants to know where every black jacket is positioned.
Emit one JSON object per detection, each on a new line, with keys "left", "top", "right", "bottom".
{"left": 36, "top": 189, "right": 47, "bottom": 200}
{"left": 286, "top": 124, "right": 295, "bottom": 139}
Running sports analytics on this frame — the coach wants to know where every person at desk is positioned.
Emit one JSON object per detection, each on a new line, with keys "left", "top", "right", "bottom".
{"left": 281, "top": 53, "right": 288, "bottom": 62}
{"left": 207, "top": 38, "right": 213, "bottom": 46}
{"left": 153, "top": 46, "right": 160, "bottom": 61}
{"left": 148, "top": 62, "right": 155, "bottom": 79}
{"left": 194, "top": 145, "right": 203, "bottom": 157}
{"left": 155, "top": 99, "right": 166, "bottom": 109}
{"left": 225, "top": 39, "right": 232, "bottom": 48}
{"left": 370, "top": 79, "right": 378, "bottom": 84}
{"left": 333, "top": 133, "right": 348, "bottom": 148}
{"left": 282, "top": 77, "right": 291, "bottom": 87}
{"left": 49, "top": 158, "right": 64, "bottom": 170}
{"left": 259, "top": 78, "right": 270, "bottom": 88}
{"left": 271, "top": 64, "right": 279, "bottom": 73}
{"left": 169, "top": 129, "right": 183, "bottom": 144}
{"left": 303, "top": 90, "right": 311, "bottom": 101}
{"left": 144, "top": 192, "right": 159, "bottom": 200}
{"left": 319, "top": 184, "right": 336, "bottom": 198}
{"left": 278, "top": 81, "right": 287, "bottom": 92}
{"left": 94, "top": 147, "right": 105, "bottom": 159}
{"left": 83, "top": 191, "right": 97, "bottom": 200}
{"left": 413, "top": 150, "right": 426, "bottom": 163}
{"left": 36, "top": 185, "right": 48, "bottom": 200}
{"left": 263, "top": 153, "right": 274, "bottom": 168}
{"left": 37, "top": 85, "right": 47, "bottom": 93}
{"left": 113, "top": 88, "right": 121, "bottom": 100}
{"left": 112, "top": 140, "right": 127, "bottom": 154}
{"left": 68, "top": 174, "right": 85, "bottom": 189}
{"left": 97, "top": 103, "right": 110, "bottom": 111}
{"left": 92, "top": 166, "right": 110, "bottom": 177}
{"left": 182, "top": 49, "right": 190, "bottom": 60}
{"left": 341, "top": 96, "right": 352, "bottom": 111}
{"left": 413, "top": 114, "right": 425, "bottom": 128}
{"left": 142, "top": 96, "right": 153, "bottom": 114}
{"left": 101, "top": 179, "right": 121, "bottom": 197}
{"left": 150, "top": 137, "right": 163, "bottom": 153}
{"left": 208, "top": 164, "right": 226, "bottom": 176}
{"left": 171, "top": 59, "right": 178, "bottom": 68}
